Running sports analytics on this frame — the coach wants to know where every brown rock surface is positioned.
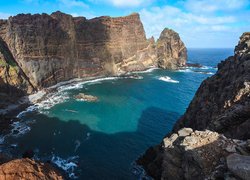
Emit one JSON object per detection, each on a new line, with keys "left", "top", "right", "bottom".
{"left": 0, "top": 11, "right": 187, "bottom": 90}
{"left": 157, "top": 28, "right": 187, "bottom": 69}
{"left": 0, "top": 158, "right": 63, "bottom": 179}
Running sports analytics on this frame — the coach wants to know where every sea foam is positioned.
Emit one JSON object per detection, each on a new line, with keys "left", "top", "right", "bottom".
{"left": 158, "top": 76, "right": 179, "bottom": 83}
{"left": 51, "top": 155, "right": 79, "bottom": 179}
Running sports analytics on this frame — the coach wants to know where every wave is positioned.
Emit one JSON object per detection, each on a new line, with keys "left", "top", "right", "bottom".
{"left": 10, "top": 120, "right": 35, "bottom": 137}
{"left": 158, "top": 76, "right": 179, "bottom": 83}
{"left": 51, "top": 155, "right": 79, "bottom": 179}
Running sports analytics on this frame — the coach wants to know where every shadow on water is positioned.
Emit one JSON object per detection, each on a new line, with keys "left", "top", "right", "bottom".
{"left": 7, "top": 106, "right": 180, "bottom": 179}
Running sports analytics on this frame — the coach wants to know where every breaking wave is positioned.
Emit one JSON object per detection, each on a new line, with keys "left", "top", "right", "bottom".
{"left": 158, "top": 76, "right": 179, "bottom": 83}
{"left": 51, "top": 155, "right": 79, "bottom": 179}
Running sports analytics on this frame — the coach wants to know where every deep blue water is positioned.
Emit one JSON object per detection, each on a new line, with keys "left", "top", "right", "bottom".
{"left": 3, "top": 48, "right": 233, "bottom": 179}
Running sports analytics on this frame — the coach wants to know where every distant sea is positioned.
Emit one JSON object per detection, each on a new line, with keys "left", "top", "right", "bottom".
{"left": 2, "top": 48, "right": 233, "bottom": 179}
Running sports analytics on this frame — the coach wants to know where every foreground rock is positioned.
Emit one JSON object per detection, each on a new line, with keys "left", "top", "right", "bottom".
{"left": 138, "top": 128, "right": 250, "bottom": 179}
{"left": 74, "top": 93, "right": 98, "bottom": 102}
{"left": 173, "top": 32, "right": 250, "bottom": 140}
{"left": 138, "top": 33, "right": 250, "bottom": 179}
{"left": 0, "top": 158, "right": 64, "bottom": 179}
{"left": 0, "top": 12, "right": 186, "bottom": 92}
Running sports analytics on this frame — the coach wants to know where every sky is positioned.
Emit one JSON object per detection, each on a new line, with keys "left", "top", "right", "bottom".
{"left": 0, "top": 0, "right": 249, "bottom": 48}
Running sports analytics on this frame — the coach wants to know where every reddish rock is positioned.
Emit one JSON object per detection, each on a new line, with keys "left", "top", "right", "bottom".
{"left": 0, "top": 158, "right": 64, "bottom": 180}
{"left": 0, "top": 11, "right": 187, "bottom": 90}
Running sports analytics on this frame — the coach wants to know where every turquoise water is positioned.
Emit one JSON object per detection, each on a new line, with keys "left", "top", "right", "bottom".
{"left": 4, "top": 48, "right": 233, "bottom": 179}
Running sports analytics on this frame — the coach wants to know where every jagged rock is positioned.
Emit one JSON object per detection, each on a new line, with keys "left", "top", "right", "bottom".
{"left": 138, "top": 129, "right": 249, "bottom": 180}
{"left": 0, "top": 158, "right": 63, "bottom": 179}
{"left": 173, "top": 32, "right": 250, "bottom": 140}
{"left": 138, "top": 32, "right": 250, "bottom": 179}
{"left": 178, "top": 127, "right": 193, "bottom": 137}
{"left": 0, "top": 12, "right": 187, "bottom": 90}
{"left": 157, "top": 28, "right": 187, "bottom": 69}
{"left": 227, "top": 153, "right": 250, "bottom": 180}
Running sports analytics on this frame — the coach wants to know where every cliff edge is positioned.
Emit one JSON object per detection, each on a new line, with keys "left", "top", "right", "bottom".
{"left": 0, "top": 11, "right": 186, "bottom": 92}
{"left": 138, "top": 33, "right": 250, "bottom": 179}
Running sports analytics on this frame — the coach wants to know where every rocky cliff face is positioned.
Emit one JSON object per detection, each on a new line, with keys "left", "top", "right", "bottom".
{"left": 138, "top": 33, "right": 250, "bottom": 179}
{"left": 157, "top": 28, "right": 187, "bottom": 69}
{"left": 0, "top": 11, "right": 186, "bottom": 91}
{"left": 174, "top": 32, "right": 250, "bottom": 140}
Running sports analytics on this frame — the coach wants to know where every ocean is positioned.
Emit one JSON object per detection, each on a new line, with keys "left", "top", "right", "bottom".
{"left": 2, "top": 48, "right": 233, "bottom": 179}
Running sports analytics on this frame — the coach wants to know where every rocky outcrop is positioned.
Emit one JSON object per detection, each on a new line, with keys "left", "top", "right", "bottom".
{"left": 173, "top": 32, "right": 250, "bottom": 140}
{"left": 0, "top": 11, "right": 186, "bottom": 91}
{"left": 138, "top": 33, "right": 250, "bottom": 179}
{"left": 0, "top": 158, "right": 63, "bottom": 179}
{"left": 138, "top": 128, "right": 250, "bottom": 180}
{"left": 157, "top": 28, "right": 187, "bottom": 69}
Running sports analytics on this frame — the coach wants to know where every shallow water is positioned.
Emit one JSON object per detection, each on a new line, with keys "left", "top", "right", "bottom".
{"left": 3, "top": 48, "right": 233, "bottom": 179}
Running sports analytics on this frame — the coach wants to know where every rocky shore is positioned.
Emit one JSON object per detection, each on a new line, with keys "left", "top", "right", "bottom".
{"left": 0, "top": 158, "right": 63, "bottom": 179}
{"left": 138, "top": 33, "right": 250, "bottom": 179}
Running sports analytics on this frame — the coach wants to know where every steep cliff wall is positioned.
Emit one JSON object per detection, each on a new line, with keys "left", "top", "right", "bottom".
{"left": 0, "top": 11, "right": 186, "bottom": 91}
{"left": 138, "top": 33, "right": 250, "bottom": 179}
{"left": 173, "top": 32, "right": 250, "bottom": 140}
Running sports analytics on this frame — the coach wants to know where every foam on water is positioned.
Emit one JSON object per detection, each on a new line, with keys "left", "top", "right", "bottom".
{"left": 158, "top": 76, "right": 179, "bottom": 83}
{"left": 11, "top": 121, "right": 31, "bottom": 137}
{"left": 51, "top": 155, "right": 79, "bottom": 179}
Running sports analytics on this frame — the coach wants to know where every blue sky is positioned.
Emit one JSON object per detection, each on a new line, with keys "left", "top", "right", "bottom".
{"left": 0, "top": 0, "right": 249, "bottom": 48}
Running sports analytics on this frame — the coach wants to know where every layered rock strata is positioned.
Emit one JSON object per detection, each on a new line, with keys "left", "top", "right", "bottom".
{"left": 0, "top": 11, "right": 187, "bottom": 92}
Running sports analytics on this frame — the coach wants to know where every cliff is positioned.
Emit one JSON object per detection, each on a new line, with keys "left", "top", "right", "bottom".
{"left": 173, "top": 32, "right": 250, "bottom": 140}
{"left": 0, "top": 11, "right": 186, "bottom": 92}
{"left": 138, "top": 33, "right": 250, "bottom": 179}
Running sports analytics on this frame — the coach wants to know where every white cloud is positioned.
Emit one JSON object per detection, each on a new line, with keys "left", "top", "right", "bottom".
{"left": 140, "top": 4, "right": 248, "bottom": 48}
{"left": 0, "top": 12, "right": 11, "bottom": 19}
{"left": 90, "top": 0, "right": 153, "bottom": 7}
{"left": 184, "top": 0, "right": 249, "bottom": 13}
{"left": 59, "top": 0, "right": 89, "bottom": 8}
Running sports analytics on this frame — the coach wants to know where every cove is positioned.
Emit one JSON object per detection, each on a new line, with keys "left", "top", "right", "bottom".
{"left": 3, "top": 48, "right": 233, "bottom": 179}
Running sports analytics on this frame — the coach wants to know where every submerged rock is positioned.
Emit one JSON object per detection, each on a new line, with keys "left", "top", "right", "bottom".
{"left": 74, "top": 93, "right": 98, "bottom": 102}
{"left": 0, "top": 158, "right": 64, "bottom": 179}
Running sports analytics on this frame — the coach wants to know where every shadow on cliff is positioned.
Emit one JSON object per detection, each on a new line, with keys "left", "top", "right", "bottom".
{"left": 5, "top": 106, "right": 180, "bottom": 179}
{"left": 0, "top": 83, "right": 31, "bottom": 136}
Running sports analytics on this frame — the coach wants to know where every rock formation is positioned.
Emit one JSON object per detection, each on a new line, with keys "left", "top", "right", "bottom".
{"left": 157, "top": 28, "right": 187, "bottom": 69}
{"left": 173, "top": 32, "right": 250, "bottom": 140}
{"left": 0, "top": 11, "right": 186, "bottom": 92}
{"left": 138, "top": 128, "right": 250, "bottom": 180}
{"left": 138, "top": 33, "right": 250, "bottom": 179}
{"left": 0, "top": 158, "right": 63, "bottom": 179}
